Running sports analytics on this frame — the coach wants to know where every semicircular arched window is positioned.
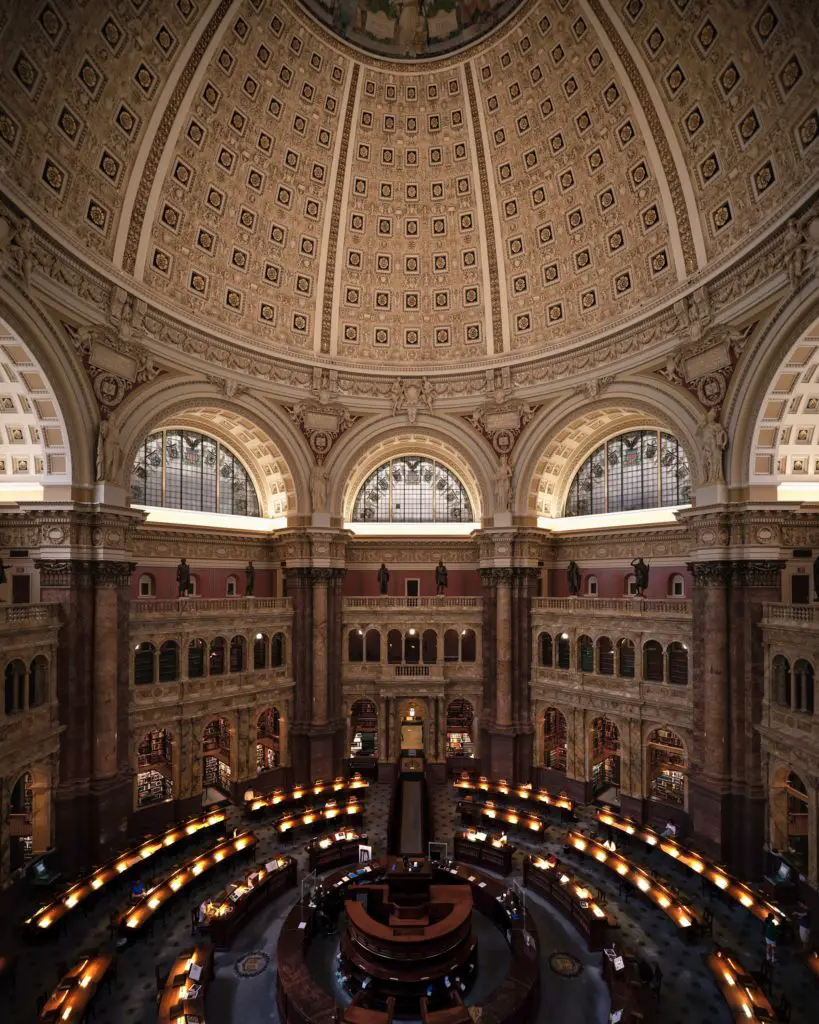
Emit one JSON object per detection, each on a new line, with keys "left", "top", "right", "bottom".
{"left": 565, "top": 430, "right": 690, "bottom": 517}
{"left": 352, "top": 456, "right": 473, "bottom": 523}
{"left": 131, "top": 429, "right": 260, "bottom": 517}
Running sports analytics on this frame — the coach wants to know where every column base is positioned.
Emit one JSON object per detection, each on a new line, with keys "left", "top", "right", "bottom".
{"left": 378, "top": 761, "right": 398, "bottom": 786}
{"left": 619, "top": 794, "right": 646, "bottom": 824}
{"left": 688, "top": 776, "right": 730, "bottom": 862}
{"left": 55, "top": 773, "right": 131, "bottom": 875}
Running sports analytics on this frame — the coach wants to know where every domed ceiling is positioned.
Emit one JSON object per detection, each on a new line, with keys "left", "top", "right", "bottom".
{"left": 0, "top": 0, "right": 816, "bottom": 371}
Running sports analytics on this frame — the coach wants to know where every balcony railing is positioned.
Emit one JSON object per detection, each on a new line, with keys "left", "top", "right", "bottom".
{"left": 395, "top": 664, "right": 430, "bottom": 677}
{"left": 132, "top": 597, "right": 292, "bottom": 615}
{"left": 1, "top": 603, "right": 59, "bottom": 624}
{"left": 762, "top": 603, "right": 818, "bottom": 625}
{"left": 344, "top": 597, "right": 482, "bottom": 609}
{"left": 531, "top": 597, "right": 691, "bottom": 617}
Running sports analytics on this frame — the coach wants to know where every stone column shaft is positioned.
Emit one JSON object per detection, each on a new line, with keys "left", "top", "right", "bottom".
{"left": 495, "top": 577, "right": 512, "bottom": 727}
{"left": 312, "top": 577, "right": 329, "bottom": 725}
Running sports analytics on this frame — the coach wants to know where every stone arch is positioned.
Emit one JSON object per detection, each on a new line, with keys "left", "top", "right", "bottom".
{"left": 329, "top": 418, "right": 493, "bottom": 522}
{"left": 0, "top": 305, "right": 89, "bottom": 497}
{"left": 113, "top": 379, "right": 309, "bottom": 516}
{"left": 769, "top": 761, "right": 812, "bottom": 876}
{"left": 726, "top": 284, "right": 819, "bottom": 493}
{"left": 8, "top": 760, "right": 52, "bottom": 866}
{"left": 515, "top": 386, "right": 702, "bottom": 518}
{"left": 644, "top": 725, "right": 689, "bottom": 810}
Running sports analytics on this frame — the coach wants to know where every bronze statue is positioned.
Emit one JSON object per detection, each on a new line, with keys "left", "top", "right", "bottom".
{"left": 813, "top": 554, "right": 819, "bottom": 601}
{"left": 567, "top": 560, "right": 581, "bottom": 597}
{"left": 0, "top": 558, "right": 6, "bottom": 588}
{"left": 435, "top": 559, "right": 448, "bottom": 595}
{"left": 245, "top": 560, "right": 255, "bottom": 597}
{"left": 378, "top": 562, "right": 390, "bottom": 595}
{"left": 176, "top": 558, "right": 191, "bottom": 597}
{"left": 631, "top": 557, "right": 650, "bottom": 596}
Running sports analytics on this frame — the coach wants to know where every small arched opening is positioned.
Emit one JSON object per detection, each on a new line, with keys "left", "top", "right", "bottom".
{"left": 646, "top": 727, "right": 687, "bottom": 808}
{"left": 577, "top": 634, "right": 594, "bottom": 673}
{"left": 271, "top": 632, "right": 285, "bottom": 668}
{"left": 597, "top": 637, "right": 614, "bottom": 676}
{"left": 543, "top": 707, "right": 567, "bottom": 773}
{"left": 28, "top": 656, "right": 49, "bottom": 708}
{"left": 133, "top": 643, "right": 155, "bottom": 686}
{"left": 348, "top": 629, "right": 365, "bottom": 662}
{"left": 404, "top": 629, "right": 421, "bottom": 664}
{"left": 591, "top": 716, "right": 620, "bottom": 796}
{"left": 794, "top": 660, "right": 815, "bottom": 714}
{"left": 209, "top": 637, "right": 226, "bottom": 676}
{"left": 538, "top": 632, "right": 553, "bottom": 667}
{"left": 446, "top": 698, "right": 475, "bottom": 759}
{"left": 202, "top": 717, "right": 231, "bottom": 795}
{"left": 229, "top": 634, "right": 246, "bottom": 673}
{"left": 772, "top": 655, "right": 791, "bottom": 707}
{"left": 643, "top": 640, "right": 664, "bottom": 682}
{"left": 556, "top": 632, "right": 571, "bottom": 669}
{"left": 770, "top": 768, "right": 809, "bottom": 875}
{"left": 365, "top": 629, "right": 381, "bottom": 662}
{"left": 253, "top": 632, "right": 269, "bottom": 670}
{"left": 422, "top": 629, "right": 438, "bottom": 664}
{"left": 256, "top": 707, "right": 281, "bottom": 772}
{"left": 387, "top": 629, "right": 402, "bottom": 664}
{"left": 137, "top": 729, "right": 173, "bottom": 807}
{"left": 188, "top": 638, "right": 206, "bottom": 678}
{"left": 617, "top": 638, "right": 635, "bottom": 678}
{"left": 667, "top": 642, "right": 689, "bottom": 686}
{"left": 158, "top": 641, "right": 179, "bottom": 683}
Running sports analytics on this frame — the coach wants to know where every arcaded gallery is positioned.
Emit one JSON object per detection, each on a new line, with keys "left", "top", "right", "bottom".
{"left": 0, "top": 1, "right": 818, "bottom": 1022}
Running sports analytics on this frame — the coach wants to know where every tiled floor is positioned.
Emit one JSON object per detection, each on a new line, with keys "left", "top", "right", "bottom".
{"left": 1, "top": 782, "right": 815, "bottom": 1023}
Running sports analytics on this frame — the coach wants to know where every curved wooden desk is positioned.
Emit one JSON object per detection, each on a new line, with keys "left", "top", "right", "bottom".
{"left": 276, "top": 859, "right": 540, "bottom": 1024}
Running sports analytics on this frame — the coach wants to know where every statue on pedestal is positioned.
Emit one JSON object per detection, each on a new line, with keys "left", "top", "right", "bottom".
{"left": 567, "top": 560, "right": 581, "bottom": 597}
{"left": 245, "top": 560, "right": 255, "bottom": 597}
{"left": 631, "top": 557, "right": 650, "bottom": 596}
{"left": 378, "top": 562, "right": 390, "bottom": 595}
{"left": 697, "top": 407, "right": 728, "bottom": 484}
{"left": 0, "top": 558, "right": 6, "bottom": 597}
{"left": 176, "top": 558, "right": 191, "bottom": 597}
{"left": 435, "top": 559, "right": 448, "bottom": 595}
{"left": 494, "top": 453, "right": 513, "bottom": 511}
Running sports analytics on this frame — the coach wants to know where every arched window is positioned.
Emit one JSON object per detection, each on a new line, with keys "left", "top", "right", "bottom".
{"left": 351, "top": 456, "right": 473, "bottom": 523}
{"left": 647, "top": 727, "right": 686, "bottom": 807}
{"left": 794, "top": 660, "right": 815, "bottom": 714}
{"left": 387, "top": 629, "right": 402, "bottom": 664}
{"left": 669, "top": 574, "right": 685, "bottom": 598}
{"left": 229, "top": 635, "right": 246, "bottom": 673}
{"left": 618, "top": 638, "right": 635, "bottom": 678}
{"left": 131, "top": 429, "right": 260, "bottom": 516}
{"left": 254, "top": 632, "right": 268, "bottom": 670}
{"left": 138, "top": 573, "right": 155, "bottom": 598}
{"left": 188, "top": 638, "right": 206, "bottom": 678}
{"left": 587, "top": 575, "right": 598, "bottom": 596}
{"left": 188, "top": 574, "right": 199, "bottom": 597}
{"left": 365, "top": 629, "right": 381, "bottom": 662}
{"left": 543, "top": 707, "right": 567, "bottom": 772}
{"left": 556, "top": 632, "right": 570, "bottom": 669}
{"left": 133, "top": 643, "right": 155, "bottom": 686}
{"left": 443, "top": 629, "right": 459, "bottom": 662}
{"left": 625, "top": 575, "right": 638, "bottom": 597}
{"left": 565, "top": 430, "right": 690, "bottom": 516}
{"left": 446, "top": 699, "right": 474, "bottom": 758}
{"left": 4, "top": 660, "right": 25, "bottom": 713}
{"left": 772, "top": 655, "right": 791, "bottom": 707}
{"left": 209, "top": 637, "right": 226, "bottom": 675}
{"left": 538, "top": 632, "right": 553, "bottom": 667}
{"left": 422, "top": 629, "right": 437, "bottom": 664}
{"left": 226, "top": 575, "right": 238, "bottom": 597}
{"left": 159, "top": 641, "right": 179, "bottom": 683}
{"left": 597, "top": 637, "right": 614, "bottom": 676}
{"left": 404, "top": 629, "right": 420, "bottom": 664}
{"left": 578, "top": 634, "right": 594, "bottom": 673}
{"left": 461, "top": 629, "right": 476, "bottom": 662}
{"left": 29, "top": 656, "right": 49, "bottom": 707}
{"left": 667, "top": 642, "right": 689, "bottom": 685}
{"left": 643, "top": 640, "right": 664, "bottom": 682}
{"left": 348, "top": 629, "right": 364, "bottom": 662}
{"left": 271, "top": 632, "right": 285, "bottom": 668}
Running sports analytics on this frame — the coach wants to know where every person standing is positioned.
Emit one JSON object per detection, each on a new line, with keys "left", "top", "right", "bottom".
{"left": 797, "top": 902, "right": 811, "bottom": 951}
{"left": 763, "top": 911, "right": 779, "bottom": 964}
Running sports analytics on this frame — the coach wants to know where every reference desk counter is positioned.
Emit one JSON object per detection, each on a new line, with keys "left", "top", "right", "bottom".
{"left": 307, "top": 829, "right": 367, "bottom": 872}
{"left": 453, "top": 776, "right": 574, "bottom": 814}
{"left": 453, "top": 830, "right": 516, "bottom": 875}
{"left": 246, "top": 775, "right": 369, "bottom": 816}
{"left": 597, "top": 809, "right": 786, "bottom": 926}
{"left": 567, "top": 831, "right": 700, "bottom": 937}
{"left": 23, "top": 811, "right": 226, "bottom": 938}
{"left": 522, "top": 854, "right": 609, "bottom": 950}
{"left": 157, "top": 945, "right": 213, "bottom": 1024}
{"left": 704, "top": 948, "right": 778, "bottom": 1022}
{"left": 201, "top": 855, "right": 296, "bottom": 949}
{"left": 457, "top": 799, "right": 546, "bottom": 838}
{"left": 40, "top": 952, "right": 114, "bottom": 1022}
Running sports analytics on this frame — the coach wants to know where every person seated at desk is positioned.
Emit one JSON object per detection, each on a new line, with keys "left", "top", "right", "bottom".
{"left": 661, "top": 819, "right": 677, "bottom": 839}
{"left": 244, "top": 787, "right": 256, "bottom": 803}
{"left": 130, "top": 878, "right": 145, "bottom": 902}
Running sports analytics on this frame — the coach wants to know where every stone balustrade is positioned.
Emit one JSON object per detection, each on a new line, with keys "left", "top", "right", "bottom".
{"left": 131, "top": 596, "right": 292, "bottom": 619}
{"left": 532, "top": 597, "right": 691, "bottom": 617}
{"left": 1, "top": 603, "right": 60, "bottom": 625}
{"left": 343, "top": 596, "right": 482, "bottom": 609}
{"left": 762, "top": 603, "right": 819, "bottom": 626}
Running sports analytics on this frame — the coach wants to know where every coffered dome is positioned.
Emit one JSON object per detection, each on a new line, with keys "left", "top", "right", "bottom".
{"left": 0, "top": 0, "right": 816, "bottom": 372}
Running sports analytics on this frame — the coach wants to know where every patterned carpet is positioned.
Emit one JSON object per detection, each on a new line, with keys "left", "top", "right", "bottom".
{"left": 0, "top": 781, "right": 814, "bottom": 1023}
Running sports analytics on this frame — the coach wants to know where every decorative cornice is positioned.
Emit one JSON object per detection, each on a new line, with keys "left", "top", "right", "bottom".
{"left": 34, "top": 558, "right": 136, "bottom": 588}
{"left": 686, "top": 559, "right": 785, "bottom": 589}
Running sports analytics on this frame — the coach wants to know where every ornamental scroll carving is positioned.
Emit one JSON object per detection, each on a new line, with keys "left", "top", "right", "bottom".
{"left": 34, "top": 559, "right": 135, "bottom": 588}
{"left": 686, "top": 560, "right": 785, "bottom": 588}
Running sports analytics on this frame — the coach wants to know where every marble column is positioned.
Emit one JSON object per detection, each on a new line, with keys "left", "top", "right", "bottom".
{"left": 313, "top": 573, "right": 329, "bottom": 725}
{"left": 495, "top": 572, "right": 512, "bottom": 727}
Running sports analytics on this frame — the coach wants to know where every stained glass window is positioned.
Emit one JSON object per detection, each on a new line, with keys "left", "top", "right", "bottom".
{"left": 565, "top": 430, "right": 690, "bottom": 517}
{"left": 352, "top": 456, "right": 472, "bottom": 523}
{"left": 131, "top": 429, "right": 260, "bottom": 516}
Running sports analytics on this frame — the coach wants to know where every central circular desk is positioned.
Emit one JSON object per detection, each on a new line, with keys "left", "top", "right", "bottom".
{"left": 276, "top": 857, "right": 540, "bottom": 1024}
